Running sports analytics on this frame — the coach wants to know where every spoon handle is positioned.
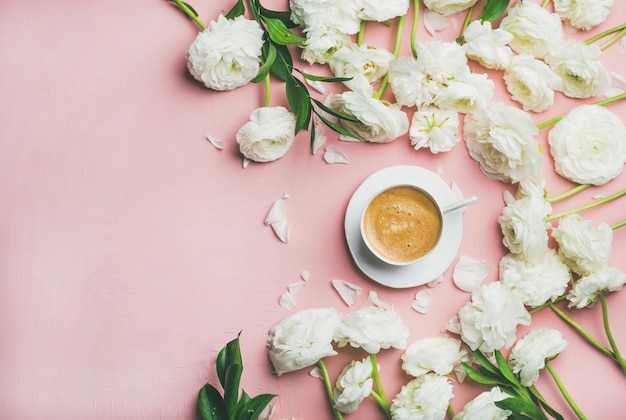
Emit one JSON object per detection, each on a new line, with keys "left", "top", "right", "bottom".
{"left": 441, "top": 196, "right": 479, "bottom": 215}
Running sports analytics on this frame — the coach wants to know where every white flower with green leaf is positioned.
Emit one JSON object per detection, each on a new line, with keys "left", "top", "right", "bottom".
{"left": 390, "top": 373, "right": 454, "bottom": 420}
{"left": 334, "top": 306, "right": 409, "bottom": 353}
{"left": 462, "top": 20, "right": 514, "bottom": 70}
{"left": 434, "top": 71, "right": 494, "bottom": 114}
{"left": 301, "top": 25, "right": 351, "bottom": 64}
{"left": 567, "top": 267, "right": 626, "bottom": 309}
{"left": 236, "top": 106, "right": 297, "bottom": 163}
{"left": 401, "top": 336, "right": 471, "bottom": 378}
{"left": 333, "top": 357, "right": 374, "bottom": 414}
{"left": 186, "top": 15, "right": 265, "bottom": 91}
{"left": 508, "top": 328, "right": 568, "bottom": 387}
{"left": 329, "top": 43, "right": 394, "bottom": 89}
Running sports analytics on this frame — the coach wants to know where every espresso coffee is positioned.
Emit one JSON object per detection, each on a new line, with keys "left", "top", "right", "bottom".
{"left": 362, "top": 186, "right": 442, "bottom": 263}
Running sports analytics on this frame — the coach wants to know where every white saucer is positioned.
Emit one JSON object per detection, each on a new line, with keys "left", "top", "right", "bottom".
{"left": 344, "top": 165, "right": 463, "bottom": 288}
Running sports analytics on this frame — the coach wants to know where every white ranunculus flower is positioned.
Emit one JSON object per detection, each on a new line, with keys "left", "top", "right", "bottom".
{"left": 289, "top": 0, "right": 360, "bottom": 34}
{"left": 391, "top": 374, "right": 454, "bottom": 420}
{"left": 567, "top": 267, "right": 626, "bottom": 309}
{"left": 331, "top": 81, "right": 409, "bottom": 143}
{"left": 553, "top": 0, "right": 614, "bottom": 30}
{"left": 508, "top": 328, "right": 568, "bottom": 387}
{"left": 500, "top": 1, "right": 562, "bottom": 59}
{"left": 301, "top": 25, "right": 351, "bottom": 65}
{"left": 423, "top": 0, "right": 479, "bottom": 16}
{"left": 548, "top": 104, "right": 626, "bottom": 185}
{"left": 355, "top": 0, "right": 410, "bottom": 21}
{"left": 236, "top": 106, "right": 296, "bottom": 163}
{"left": 329, "top": 44, "right": 394, "bottom": 89}
{"left": 498, "top": 192, "right": 552, "bottom": 261}
{"left": 458, "top": 282, "right": 531, "bottom": 353}
{"left": 401, "top": 337, "right": 471, "bottom": 378}
{"left": 499, "top": 250, "right": 571, "bottom": 308}
{"left": 503, "top": 54, "right": 563, "bottom": 113}
{"left": 545, "top": 40, "right": 611, "bottom": 99}
{"left": 434, "top": 71, "right": 494, "bottom": 113}
{"left": 462, "top": 20, "right": 514, "bottom": 70}
{"left": 333, "top": 357, "right": 374, "bottom": 414}
{"left": 267, "top": 308, "right": 341, "bottom": 376}
{"left": 409, "top": 106, "right": 460, "bottom": 153}
{"left": 552, "top": 214, "right": 613, "bottom": 276}
{"left": 452, "top": 387, "right": 512, "bottom": 420}
{"left": 463, "top": 103, "right": 543, "bottom": 184}
{"left": 389, "top": 56, "right": 438, "bottom": 107}
{"left": 334, "top": 306, "right": 409, "bottom": 354}
{"left": 416, "top": 40, "right": 469, "bottom": 83}
{"left": 186, "top": 15, "right": 264, "bottom": 91}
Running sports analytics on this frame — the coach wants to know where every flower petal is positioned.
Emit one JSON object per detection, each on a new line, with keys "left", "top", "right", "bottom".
{"left": 264, "top": 199, "right": 286, "bottom": 225}
{"left": 368, "top": 290, "right": 392, "bottom": 309}
{"left": 271, "top": 219, "right": 289, "bottom": 243}
{"left": 424, "top": 10, "right": 449, "bottom": 36}
{"left": 453, "top": 255, "right": 491, "bottom": 292}
{"left": 332, "top": 279, "right": 362, "bottom": 307}
{"left": 243, "top": 157, "right": 251, "bottom": 168}
{"left": 412, "top": 289, "right": 433, "bottom": 314}
{"left": 306, "top": 78, "right": 326, "bottom": 94}
{"left": 301, "top": 270, "right": 311, "bottom": 281}
{"left": 288, "top": 282, "right": 306, "bottom": 295}
{"left": 278, "top": 291, "right": 296, "bottom": 310}
{"left": 427, "top": 275, "right": 443, "bottom": 288}
{"left": 324, "top": 146, "right": 350, "bottom": 164}
{"left": 312, "top": 116, "right": 327, "bottom": 155}
{"left": 604, "top": 72, "right": 626, "bottom": 97}
{"left": 206, "top": 135, "right": 224, "bottom": 150}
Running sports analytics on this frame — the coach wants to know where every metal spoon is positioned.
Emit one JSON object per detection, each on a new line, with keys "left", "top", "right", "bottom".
{"left": 441, "top": 196, "right": 479, "bottom": 215}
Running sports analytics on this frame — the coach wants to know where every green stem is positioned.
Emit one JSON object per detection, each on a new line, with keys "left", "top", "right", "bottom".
{"left": 374, "top": 15, "right": 406, "bottom": 99}
{"left": 545, "top": 362, "right": 587, "bottom": 420}
{"left": 528, "top": 295, "right": 567, "bottom": 315}
{"left": 410, "top": 0, "right": 420, "bottom": 58}
{"left": 317, "top": 360, "right": 344, "bottom": 420}
{"left": 536, "top": 93, "right": 626, "bottom": 129}
{"left": 611, "top": 219, "right": 626, "bottom": 230}
{"left": 456, "top": 4, "right": 475, "bottom": 44}
{"left": 369, "top": 354, "right": 390, "bottom": 409}
{"left": 546, "top": 184, "right": 591, "bottom": 203}
{"left": 528, "top": 385, "right": 563, "bottom": 419}
{"left": 585, "top": 22, "right": 626, "bottom": 45}
{"left": 369, "top": 390, "right": 392, "bottom": 418}
{"left": 544, "top": 188, "right": 626, "bottom": 222}
{"left": 600, "top": 27, "right": 626, "bottom": 51}
{"left": 548, "top": 304, "right": 615, "bottom": 359}
{"left": 171, "top": 0, "right": 206, "bottom": 29}
{"left": 263, "top": 73, "right": 271, "bottom": 107}
{"left": 600, "top": 295, "right": 626, "bottom": 371}
{"left": 541, "top": 0, "right": 551, "bottom": 7}
{"left": 447, "top": 404, "right": 455, "bottom": 418}
{"left": 357, "top": 20, "right": 366, "bottom": 46}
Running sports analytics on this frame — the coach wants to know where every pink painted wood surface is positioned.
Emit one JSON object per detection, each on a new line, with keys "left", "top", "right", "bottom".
{"left": 1, "top": 1, "right": 625, "bottom": 419}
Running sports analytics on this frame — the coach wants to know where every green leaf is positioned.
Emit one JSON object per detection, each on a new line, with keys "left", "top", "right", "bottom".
{"left": 270, "top": 44, "right": 293, "bottom": 82}
{"left": 216, "top": 334, "right": 243, "bottom": 389}
{"left": 286, "top": 76, "right": 312, "bottom": 134}
{"left": 315, "top": 112, "right": 362, "bottom": 141}
{"left": 223, "top": 364, "right": 243, "bottom": 415}
{"left": 496, "top": 398, "right": 549, "bottom": 420}
{"left": 295, "top": 69, "right": 352, "bottom": 83}
{"left": 197, "top": 384, "right": 227, "bottom": 420}
{"left": 251, "top": 42, "right": 277, "bottom": 83}
{"left": 234, "top": 393, "right": 277, "bottom": 420}
{"left": 262, "top": 16, "right": 306, "bottom": 45}
{"left": 311, "top": 98, "right": 360, "bottom": 123}
{"left": 495, "top": 350, "right": 523, "bottom": 388}
{"left": 478, "top": 0, "right": 511, "bottom": 22}
{"left": 224, "top": 0, "right": 245, "bottom": 19}
{"left": 258, "top": 4, "right": 297, "bottom": 28}
{"left": 462, "top": 363, "right": 505, "bottom": 386}
{"left": 472, "top": 350, "right": 500, "bottom": 376}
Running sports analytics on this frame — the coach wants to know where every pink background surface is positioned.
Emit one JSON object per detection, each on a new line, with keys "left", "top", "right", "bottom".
{"left": 1, "top": 1, "right": 625, "bottom": 419}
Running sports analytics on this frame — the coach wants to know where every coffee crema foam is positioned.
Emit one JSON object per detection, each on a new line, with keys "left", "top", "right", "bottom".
{"left": 363, "top": 186, "right": 441, "bottom": 263}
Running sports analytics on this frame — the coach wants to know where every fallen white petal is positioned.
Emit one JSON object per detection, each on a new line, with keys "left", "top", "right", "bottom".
{"left": 243, "top": 157, "right": 250, "bottom": 168}
{"left": 206, "top": 135, "right": 224, "bottom": 150}
{"left": 265, "top": 199, "right": 286, "bottom": 225}
{"left": 424, "top": 9, "right": 448, "bottom": 36}
{"left": 278, "top": 291, "right": 296, "bottom": 310}
{"left": 604, "top": 72, "right": 626, "bottom": 97}
{"left": 332, "top": 279, "right": 362, "bottom": 307}
{"left": 368, "top": 290, "right": 392, "bottom": 309}
{"left": 288, "top": 282, "right": 306, "bottom": 295}
{"left": 300, "top": 270, "right": 311, "bottom": 281}
{"left": 427, "top": 275, "right": 443, "bottom": 288}
{"left": 324, "top": 146, "right": 349, "bottom": 164}
{"left": 312, "top": 116, "right": 327, "bottom": 155}
{"left": 271, "top": 219, "right": 289, "bottom": 243}
{"left": 283, "top": 192, "right": 290, "bottom": 199}
{"left": 309, "top": 366, "right": 324, "bottom": 380}
{"left": 412, "top": 289, "right": 432, "bottom": 314}
{"left": 306, "top": 78, "right": 326, "bottom": 94}
{"left": 258, "top": 403, "right": 276, "bottom": 420}
{"left": 503, "top": 189, "right": 515, "bottom": 205}
{"left": 444, "top": 315, "right": 461, "bottom": 334}
{"left": 453, "top": 255, "right": 491, "bottom": 292}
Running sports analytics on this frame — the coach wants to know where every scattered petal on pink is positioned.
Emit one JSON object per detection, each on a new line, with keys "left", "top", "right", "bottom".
{"left": 243, "top": 157, "right": 251, "bottom": 168}
{"left": 265, "top": 199, "right": 286, "bottom": 225}
{"left": 312, "top": 116, "right": 327, "bottom": 155}
{"left": 444, "top": 315, "right": 461, "bottom": 334}
{"left": 453, "top": 255, "right": 491, "bottom": 292}
{"left": 309, "top": 366, "right": 324, "bottom": 380}
{"left": 324, "top": 146, "right": 349, "bottom": 164}
{"left": 424, "top": 9, "right": 449, "bottom": 36}
{"left": 368, "top": 290, "right": 392, "bottom": 310}
{"left": 604, "top": 72, "right": 626, "bottom": 97}
{"left": 288, "top": 282, "right": 306, "bottom": 295}
{"left": 301, "top": 270, "right": 311, "bottom": 281}
{"left": 427, "top": 275, "right": 444, "bottom": 288}
{"left": 278, "top": 291, "right": 296, "bottom": 310}
{"left": 206, "top": 135, "right": 224, "bottom": 150}
{"left": 412, "top": 289, "right": 432, "bottom": 314}
{"left": 332, "top": 279, "right": 362, "bottom": 307}
{"left": 271, "top": 219, "right": 289, "bottom": 243}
